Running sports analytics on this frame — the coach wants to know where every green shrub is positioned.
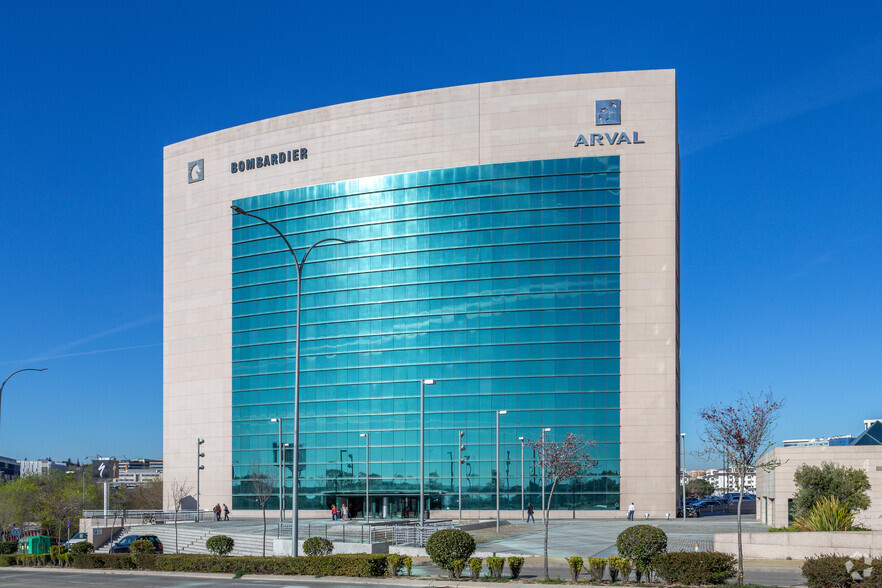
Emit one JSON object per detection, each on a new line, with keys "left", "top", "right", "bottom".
{"left": 794, "top": 496, "right": 857, "bottom": 532}
{"left": 607, "top": 555, "right": 623, "bottom": 582}
{"left": 609, "top": 555, "right": 631, "bottom": 582}
{"left": 425, "top": 528, "right": 476, "bottom": 577}
{"left": 130, "top": 540, "right": 155, "bottom": 555}
{"left": 70, "top": 542, "right": 94, "bottom": 555}
{"left": 508, "top": 556, "right": 524, "bottom": 579}
{"left": 487, "top": 556, "right": 504, "bottom": 579}
{"left": 802, "top": 554, "right": 876, "bottom": 588}
{"left": 616, "top": 524, "right": 667, "bottom": 579}
{"left": 451, "top": 559, "right": 466, "bottom": 578}
{"left": 0, "top": 554, "right": 17, "bottom": 567}
{"left": 385, "top": 554, "right": 403, "bottom": 576}
{"left": 587, "top": 557, "right": 606, "bottom": 582}
{"left": 0, "top": 542, "right": 17, "bottom": 555}
{"left": 653, "top": 552, "right": 736, "bottom": 585}
{"left": 302, "top": 536, "right": 334, "bottom": 556}
{"left": 206, "top": 535, "right": 235, "bottom": 557}
{"left": 469, "top": 557, "right": 482, "bottom": 579}
{"left": 566, "top": 555, "right": 583, "bottom": 581}
{"left": 402, "top": 555, "right": 412, "bottom": 576}
{"left": 71, "top": 553, "right": 389, "bottom": 576}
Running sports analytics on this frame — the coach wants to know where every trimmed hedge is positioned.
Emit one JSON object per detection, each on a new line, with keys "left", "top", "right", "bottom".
{"left": 0, "top": 554, "right": 18, "bottom": 567}
{"left": 70, "top": 542, "right": 94, "bottom": 555}
{"left": 0, "top": 542, "right": 16, "bottom": 555}
{"left": 69, "top": 553, "right": 390, "bottom": 576}
{"left": 653, "top": 552, "right": 736, "bottom": 585}
{"left": 802, "top": 554, "right": 881, "bottom": 588}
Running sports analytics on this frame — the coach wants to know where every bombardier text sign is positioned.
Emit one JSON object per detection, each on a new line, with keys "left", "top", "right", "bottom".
{"left": 230, "top": 147, "right": 308, "bottom": 174}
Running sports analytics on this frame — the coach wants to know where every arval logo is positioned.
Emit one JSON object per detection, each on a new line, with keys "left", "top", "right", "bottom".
{"left": 596, "top": 100, "right": 621, "bottom": 125}
{"left": 188, "top": 159, "right": 204, "bottom": 183}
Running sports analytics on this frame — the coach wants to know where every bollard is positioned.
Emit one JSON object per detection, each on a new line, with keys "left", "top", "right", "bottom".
{"left": 694, "top": 541, "right": 699, "bottom": 552}
{"left": 644, "top": 513, "right": 650, "bottom": 520}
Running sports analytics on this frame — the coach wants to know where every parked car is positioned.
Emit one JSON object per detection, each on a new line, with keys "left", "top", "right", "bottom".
{"left": 694, "top": 497, "right": 726, "bottom": 507}
{"left": 62, "top": 532, "right": 89, "bottom": 548}
{"left": 109, "top": 535, "right": 164, "bottom": 554}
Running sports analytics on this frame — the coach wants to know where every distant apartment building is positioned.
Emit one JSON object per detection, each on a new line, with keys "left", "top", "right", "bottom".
{"left": 19, "top": 459, "right": 67, "bottom": 476}
{"left": 0, "top": 456, "right": 19, "bottom": 481}
{"left": 114, "top": 458, "right": 163, "bottom": 487}
{"left": 782, "top": 436, "right": 855, "bottom": 447}
{"left": 702, "top": 467, "right": 756, "bottom": 494}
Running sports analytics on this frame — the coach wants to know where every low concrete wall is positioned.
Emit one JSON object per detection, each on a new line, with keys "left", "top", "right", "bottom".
{"left": 715, "top": 532, "right": 882, "bottom": 560}
{"left": 272, "top": 539, "right": 391, "bottom": 557}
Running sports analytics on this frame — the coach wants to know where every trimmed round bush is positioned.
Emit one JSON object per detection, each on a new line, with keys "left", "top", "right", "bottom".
{"left": 486, "top": 556, "right": 504, "bottom": 579}
{"left": 302, "top": 536, "right": 334, "bottom": 556}
{"left": 616, "top": 524, "right": 667, "bottom": 573}
{"left": 206, "top": 535, "right": 235, "bottom": 557}
{"left": 70, "top": 542, "right": 94, "bottom": 555}
{"left": 425, "top": 529, "right": 476, "bottom": 577}
{"left": 469, "top": 557, "right": 482, "bottom": 578}
{"left": 566, "top": 556, "right": 583, "bottom": 581}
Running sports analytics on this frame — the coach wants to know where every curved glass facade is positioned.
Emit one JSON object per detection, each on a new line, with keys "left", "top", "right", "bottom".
{"left": 231, "top": 155, "right": 621, "bottom": 514}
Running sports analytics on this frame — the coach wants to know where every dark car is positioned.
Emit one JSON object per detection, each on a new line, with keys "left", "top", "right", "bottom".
{"left": 109, "top": 535, "right": 164, "bottom": 554}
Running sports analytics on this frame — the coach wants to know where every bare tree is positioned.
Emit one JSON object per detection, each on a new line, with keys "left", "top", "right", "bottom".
{"left": 249, "top": 465, "right": 274, "bottom": 557}
{"left": 699, "top": 390, "right": 783, "bottom": 584}
{"left": 168, "top": 479, "right": 193, "bottom": 554}
{"left": 527, "top": 433, "right": 598, "bottom": 579}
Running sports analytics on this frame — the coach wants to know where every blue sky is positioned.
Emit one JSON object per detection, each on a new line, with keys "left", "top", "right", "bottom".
{"left": 1, "top": 2, "right": 880, "bottom": 468}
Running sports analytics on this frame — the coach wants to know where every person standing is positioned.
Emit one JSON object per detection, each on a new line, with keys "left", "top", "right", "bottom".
{"left": 223, "top": 504, "right": 230, "bottom": 521}
{"left": 342, "top": 503, "right": 349, "bottom": 521}
{"left": 627, "top": 502, "right": 636, "bottom": 521}
{"left": 526, "top": 502, "right": 535, "bottom": 523}
{"left": 214, "top": 503, "right": 221, "bottom": 521}
{"left": 331, "top": 504, "right": 338, "bottom": 521}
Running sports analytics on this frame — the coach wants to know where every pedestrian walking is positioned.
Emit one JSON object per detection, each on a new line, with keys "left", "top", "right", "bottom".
{"left": 342, "top": 503, "right": 349, "bottom": 521}
{"left": 331, "top": 504, "right": 338, "bottom": 521}
{"left": 214, "top": 503, "right": 221, "bottom": 521}
{"left": 627, "top": 502, "right": 636, "bottom": 521}
{"left": 223, "top": 504, "right": 230, "bottom": 521}
{"left": 526, "top": 502, "right": 535, "bottom": 523}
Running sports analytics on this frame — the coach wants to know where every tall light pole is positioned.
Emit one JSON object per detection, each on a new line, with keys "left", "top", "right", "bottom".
{"left": 232, "top": 205, "right": 355, "bottom": 556}
{"left": 419, "top": 378, "right": 436, "bottom": 526}
{"left": 360, "top": 433, "right": 369, "bottom": 523}
{"left": 271, "top": 418, "right": 283, "bottom": 524}
{"left": 496, "top": 410, "right": 508, "bottom": 533}
{"left": 458, "top": 430, "right": 465, "bottom": 521}
{"left": 196, "top": 439, "right": 205, "bottom": 522}
{"left": 681, "top": 432, "right": 686, "bottom": 521}
{"left": 518, "top": 437, "right": 525, "bottom": 520}
{"left": 0, "top": 368, "right": 47, "bottom": 429}
{"left": 540, "top": 427, "right": 550, "bottom": 522}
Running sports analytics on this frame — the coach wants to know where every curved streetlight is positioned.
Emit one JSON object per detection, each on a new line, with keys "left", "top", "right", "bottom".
{"left": 232, "top": 205, "right": 355, "bottom": 556}
{"left": 0, "top": 368, "right": 47, "bottom": 430}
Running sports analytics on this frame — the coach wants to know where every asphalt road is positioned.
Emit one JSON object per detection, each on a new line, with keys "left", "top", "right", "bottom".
{"left": 0, "top": 568, "right": 400, "bottom": 588}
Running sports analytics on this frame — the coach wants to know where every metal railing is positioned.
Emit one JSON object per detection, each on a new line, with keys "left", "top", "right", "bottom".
{"left": 82, "top": 509, "right": 213, "bottom": 524}
{"left": 392, "top": 522, "right": 454, "bottom": 546}
{"left": 277, "top": 522, "right": 395, "bottom": 543}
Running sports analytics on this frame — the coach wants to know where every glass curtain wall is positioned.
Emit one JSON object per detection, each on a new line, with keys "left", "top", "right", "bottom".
{"left": 231, "top": 156, "right": 621, "bottom": 514}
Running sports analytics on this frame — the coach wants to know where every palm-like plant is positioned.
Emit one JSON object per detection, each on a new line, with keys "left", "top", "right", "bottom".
{"left": 793, "top": 496, "right": 856, "bottom": 531}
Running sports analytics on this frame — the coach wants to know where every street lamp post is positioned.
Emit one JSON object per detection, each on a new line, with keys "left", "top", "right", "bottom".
{"left": 681, "top": 433, "right": 686, "bottom": 521}
{"left": 496, "top": 410, "right": 508, "bottom": 533}
{"left": 232, "top": 205, "right": 354, "bottom": 556}
{"left": 540, "top": 427, "right": 550, "bottom": 522}
{"left": 0, "top": 368, "right": 47, "bottom": 429}
{"left": 419, "top": 378, "right": 436, "bottom": 526}
{"left": 518, "top": 437, "right": 525, "bottom": 520}
{"left": 196, "top": 439, "right": 205, "bottom": 522}
{"left": 458, "top": 430, "right": 465, "bottom": 521}
{"left": 271, "top": 419, "right": 284, "bottom": 524}
{"left": 360, "top": 433, "right": 369, "bottom": 523}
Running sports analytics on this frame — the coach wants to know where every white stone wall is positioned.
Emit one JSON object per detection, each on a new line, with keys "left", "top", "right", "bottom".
{"left": 163, "top": 70, "right": 679, "bottom": 517}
